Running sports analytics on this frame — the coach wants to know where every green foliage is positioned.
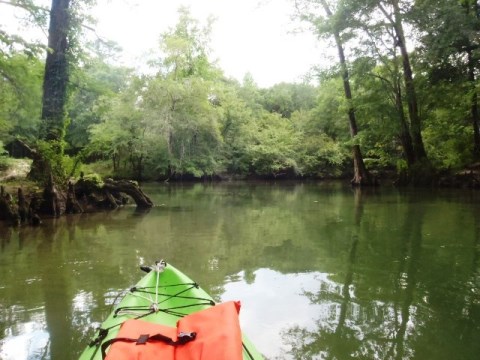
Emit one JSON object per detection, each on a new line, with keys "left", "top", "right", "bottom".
{"left": 154, "top": 6, "right": 220, "bottom": 81}
{"left": 0, "top": 53, "right": 43, "bottom": 143}
{"left": 260, "top": 83, "right": 317, "bottom": 118}
{"left": 309, "top": 78, "right": 349, "bottom": 141}
{"left": 67, "top": 52, "right": 132, "bottom": 151}
{"left": 88, "top": 8, "right": 225, "bottom": 180}
{"left": 81, "top": 172, "right": 103, "bottom": 186}
{"left": 3, "top": 1, "right": 479, "bottom": 183}
{"left": 0, "top": 1, "right": 48, "bottom": 57}
{"left": 80, "top": 160, "right": 113, "bottom": 179}
{"left": 216, "top": 84, "right": 256, "bottom": 175}
{"left": 0, "top": 141, "right": 9, "bottom": 171}
{"left": 423, "top": 109, "right": 473, "bottom": 170}
{"left": 34, "top": 140, "right": 77, "bottom": 184}
{"left": 87, "top": 80, "right": 150, "bottom": 179}
{"left": 246, "top": 113, "right": 300, "bottom": 177}
{"left": 293, "top": 109, "right": 349, "bottom": 177}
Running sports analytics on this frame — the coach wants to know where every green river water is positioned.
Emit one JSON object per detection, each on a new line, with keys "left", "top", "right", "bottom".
{"left": 0, "top": 182, "right": 479, "bottom": 359}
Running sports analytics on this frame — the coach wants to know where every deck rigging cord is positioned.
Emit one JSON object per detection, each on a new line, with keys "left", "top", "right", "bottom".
{"left": 114, "top": 260, "right": 215, "bottom": 318}
{"left": 87, "top": 260, "right": 255, "bottom": 360}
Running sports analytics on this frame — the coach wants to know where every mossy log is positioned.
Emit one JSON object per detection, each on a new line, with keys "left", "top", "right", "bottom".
{"left": 0, "top": 176, "right": 153, "bottom": 226}
{"left": 102, "top": 179, "right": 154, "bottom": 209}
{"left": 75, "top": 177, "right": 153, "bottom": 210}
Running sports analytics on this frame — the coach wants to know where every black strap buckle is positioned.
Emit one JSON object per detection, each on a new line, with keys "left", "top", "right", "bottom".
{"left": 136, "top": 334, "right": 150, "bottom": 345}
{"left": 89, "top": 328, "right": 108, "bottom": 347}
{"left": 177, "top": 331, "right": 197, "bottom": 345}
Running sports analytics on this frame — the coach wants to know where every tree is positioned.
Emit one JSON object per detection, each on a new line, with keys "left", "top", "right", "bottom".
{"left": 295, "top": 0, "right": 376, "bottom": 186}
{"left": 347, "top": 15, "right": 416, "bottom": 167}
{"left": 88, "top": 76, "right": 165, "bottom": 181}
{"left": 247, "top": 112, "right": 301, "bottom": 178}
{"left": 0, "top": 53, "right": 43, "bottom": 145}
{"left": 260, "top": 82, "right": 317, "bottom": 118}
{"left": 0, "top": 1, "right": 47, "bottom": 149}
{"left": 383, "top": 0, "right": 427, "bottom": 163}
{"left": 41, "top": 0, "right": 71, "bottom": 142}
{"left": 215, "top": 82, "right": 257, "bottom": 175}
{"left": 67, "top": 51, "right": 132, "bottom": 151}
{"left": 293, "top": 108, "right": 349, "bottom": 177}
{"left": 413, "top": 0, "right": 480, "bottom": 161}
{"left": 89, "top": 7, "right": 226, "bottom": 180}
{"left": 339, "top": 0, "right": 435, "bottom": 183}
{"left": 0, "top": 0, "right": 49, "bottom": 55}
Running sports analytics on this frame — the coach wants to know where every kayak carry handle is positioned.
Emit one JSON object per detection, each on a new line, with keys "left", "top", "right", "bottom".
{"left": 140, "top": 265, "right": 152, "bottom": 273}
{"left": 140, "top": 260, "right": 167, "bottom": 273}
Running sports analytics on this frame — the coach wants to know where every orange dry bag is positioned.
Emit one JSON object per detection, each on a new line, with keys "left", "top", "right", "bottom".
{"left": 176, "top": 301, "right": 243, "bottom": 360}
{"left": 103, "top": 301, "right": 242, "bottom": 360}
{"left": 103, "top": 321, "right": 180, "bottom": 360}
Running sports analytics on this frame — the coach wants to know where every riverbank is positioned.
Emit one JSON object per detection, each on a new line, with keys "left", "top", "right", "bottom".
{"left": 0, "top": 158, "right": 153, "bottom": 226}
{"left": 2, "top": 157, "right": 480, "bottom": 226}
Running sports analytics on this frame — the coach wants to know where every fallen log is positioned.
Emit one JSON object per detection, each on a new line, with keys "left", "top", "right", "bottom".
{"left": 102, "top": 179, "right": 154, "bottom": 209}
{"left": 0, "top": 174, "right": 154, "bottom": 226}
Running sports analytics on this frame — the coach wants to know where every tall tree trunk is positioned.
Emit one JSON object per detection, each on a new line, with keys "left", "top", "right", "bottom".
{"left": 41, "top": 0, "right": 71, "bottom": 142}
{"left": 394, "top": 82, "right": 416, "bottom": 166}
{"left": 28, "top": 0, "right": 71, "bottom": 182}
{"left": 390, "top": 0, "right": 428, "bottom": 162}
{"left": 337, "top": 36, "right": 371, "bottom": 186}
{"left": 389, "top": 47, "right": 416, "bottom": 166}
{"left": 321, "top": 0, "right": 374, "bottom": 186}
{"left": 364, "top": 22, "right": 416, "bottom": 167}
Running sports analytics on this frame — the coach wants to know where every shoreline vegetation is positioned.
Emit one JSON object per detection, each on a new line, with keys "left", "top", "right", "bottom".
{"left": 0, "top": 159, "right": 154, "bottom": 226}
{"left": 1, "top": 158, "right": 480, "bottom": 227}
{"left": 2, "top": 2, "right": 480, "bottom": 224}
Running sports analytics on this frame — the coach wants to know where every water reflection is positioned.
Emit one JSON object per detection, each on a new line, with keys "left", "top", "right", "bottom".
{"left": 0, "top": 183, "right": 480, "bottom": 359}
{"left": 0, "top": 319, "right": 49, "bottom": 360}
{"left": 281, "top": 187, "right": 480, "bottom": 360}
{"left": 222, "top": 269, "right": 326, "bottom": 358}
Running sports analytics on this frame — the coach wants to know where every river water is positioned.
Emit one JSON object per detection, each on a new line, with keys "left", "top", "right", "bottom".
{"left": 0, "top": 182, "right": 479, "bottom": 359}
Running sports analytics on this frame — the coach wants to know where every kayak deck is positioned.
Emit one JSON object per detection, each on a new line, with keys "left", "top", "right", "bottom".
{"left": 79, "top": 261, "right": 263, "bottom": 359}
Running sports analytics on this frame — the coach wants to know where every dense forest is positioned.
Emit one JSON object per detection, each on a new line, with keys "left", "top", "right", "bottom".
{"left": 1, "top": 0, "right": 479, "bottom": 186}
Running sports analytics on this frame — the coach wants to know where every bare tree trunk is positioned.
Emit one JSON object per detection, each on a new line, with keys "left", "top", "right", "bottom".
{"left": 390, "top": 0, "right": 428, "bottom": 162}
{"left": 320, "top": 0, "right": 374, "bottom": 186}
{"left": 394, "top": 80, "right": 416, "bottom": 166}
{"left": 466, "top": 0, "right": 480, "bottom": 160}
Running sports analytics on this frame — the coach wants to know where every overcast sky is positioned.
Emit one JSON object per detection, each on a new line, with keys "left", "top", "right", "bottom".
{"left": 0, "top": 0, "right": 330, "bottom": 87}
{"left": 93, "top": 0, "right": 327, "bottom": 87}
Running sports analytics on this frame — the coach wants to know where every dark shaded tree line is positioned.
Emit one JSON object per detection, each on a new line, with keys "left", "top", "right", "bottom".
{"left": 1, "top": 1, "right": 480, "bottom": 189}
{"left": 294, "top": 0, "right": 480, "bottom": 185}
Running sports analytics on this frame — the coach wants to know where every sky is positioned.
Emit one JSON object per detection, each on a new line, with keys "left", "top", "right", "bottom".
{"left": 0, "top": 0, "right": 330, "bottom": 88}
{"left": 93, "top": 0, "right": 327, "bottom": 87}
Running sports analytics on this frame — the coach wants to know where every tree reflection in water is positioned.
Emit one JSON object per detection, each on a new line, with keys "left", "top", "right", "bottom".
{"left": 2, "top": 184, "right": 480, "bottom": 359}
{"left": 283, "top": 188, "right": 428, "bottom": 360}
